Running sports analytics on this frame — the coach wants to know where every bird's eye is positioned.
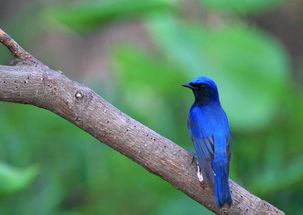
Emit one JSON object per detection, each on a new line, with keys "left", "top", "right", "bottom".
{"left": 189, "top": 83, "right": 207, "bottom": 89}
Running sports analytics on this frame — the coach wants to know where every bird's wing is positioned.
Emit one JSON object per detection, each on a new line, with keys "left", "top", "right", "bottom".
{"left": 188, "top": 117, "right": 215, "bottom": 183}
{"left": 188, "top": 117, "right": 214, "bottom": 163}
{"left": 192, "top": 135, "right": 214, "bottom": 161}
{"left": 227, "top": 138, "right": 231, "bottom": 161}
{"left": 226, "top": 137, "right": 232, "bottom": 173}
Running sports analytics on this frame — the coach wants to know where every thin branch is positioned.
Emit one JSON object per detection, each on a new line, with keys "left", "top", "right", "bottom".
{"left": 0, "top": 28, "right": 46, "bottom": 67}
{"left": 0, "top": 29, "right": 285, "bottom": 215}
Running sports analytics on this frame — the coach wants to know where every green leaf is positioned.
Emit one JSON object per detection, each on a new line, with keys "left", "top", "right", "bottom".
{"left": 147, "top": 16, "right": 209, "bottom": 76}
{"left": 47, "top": 0, "right": 176, "bottom": 32}
{"left": 198, "top": 0, "right": 283, "bottom": 15}
{"left": 0, "top": 163, "right": 38, "bottom": 197}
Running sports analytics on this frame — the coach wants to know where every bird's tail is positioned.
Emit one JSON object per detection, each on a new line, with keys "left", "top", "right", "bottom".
{"left": 211, "top": 154, "right": 232, "bottom": 208}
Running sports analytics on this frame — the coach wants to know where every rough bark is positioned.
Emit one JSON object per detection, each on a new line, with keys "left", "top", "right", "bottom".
{"left": 0, "top": 29, "right": 285, "bottom": 215}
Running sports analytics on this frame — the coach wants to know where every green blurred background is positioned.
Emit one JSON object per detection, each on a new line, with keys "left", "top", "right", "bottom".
{"left": 0, "top": 0, "right": 303, "bottom": 214}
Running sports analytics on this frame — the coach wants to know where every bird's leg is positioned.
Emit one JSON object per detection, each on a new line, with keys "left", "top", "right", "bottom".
{"left": 186, "top": 150, "right": 196, "bottom": 164}
{"left": 191, "top": 153, "right": 196, "bottom": 165}
{"left": 189, "top": 151, "right": 204, "bottom": 182}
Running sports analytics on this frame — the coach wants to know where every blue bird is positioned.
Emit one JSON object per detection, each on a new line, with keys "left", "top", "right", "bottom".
{"left": 183, "top": 76, "right": 232, "bottom": 208}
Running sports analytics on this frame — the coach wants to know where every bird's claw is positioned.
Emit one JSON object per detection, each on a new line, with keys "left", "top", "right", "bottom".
{"left": 190, "top": 152, "right": 197, "bottom": 165}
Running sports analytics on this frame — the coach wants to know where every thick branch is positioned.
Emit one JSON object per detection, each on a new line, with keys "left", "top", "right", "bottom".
{"left": 0, "top": 65, "right": 284, "bottom": 215}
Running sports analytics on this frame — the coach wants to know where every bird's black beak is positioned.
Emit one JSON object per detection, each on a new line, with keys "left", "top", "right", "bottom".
{"left": 182, "top": 83, "right": 195, "bottom": 89}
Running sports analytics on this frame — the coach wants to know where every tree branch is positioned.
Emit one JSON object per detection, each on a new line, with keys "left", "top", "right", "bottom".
{"left": 0, "top": 28, "right": 284, "bottom": 215}
{"left": 0, "top": 28, "right": 46, "bottom": 67}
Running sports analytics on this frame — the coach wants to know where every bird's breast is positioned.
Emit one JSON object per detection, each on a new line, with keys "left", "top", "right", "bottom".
{"left": 188, "top": 105, "right": 230, "bottom": 138}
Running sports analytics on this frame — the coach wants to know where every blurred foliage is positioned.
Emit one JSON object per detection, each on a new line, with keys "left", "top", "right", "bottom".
{"left": 45, "top": 0, "right": 177, "bottom": 32}
{"left": 0, "top": 163, "right": 38, "bottom": 197}
{"left": 198, "top": 0, "right": 283, "bottom": 15}
{"left": 0, "top": 0, "right": 302, "bottom": 214}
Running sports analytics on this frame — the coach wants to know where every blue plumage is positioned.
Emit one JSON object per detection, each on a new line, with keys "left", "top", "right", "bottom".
{"left": 183, "top": 76, "right": 232, "bottom": 208}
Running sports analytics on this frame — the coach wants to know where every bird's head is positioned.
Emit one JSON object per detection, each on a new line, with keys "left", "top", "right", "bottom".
{"left": 182, "top": 76, "right": 219, "bottom": 105}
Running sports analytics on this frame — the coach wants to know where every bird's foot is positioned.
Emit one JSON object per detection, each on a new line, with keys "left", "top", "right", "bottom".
{"left": 190, "top": 152, "right": 197, "bottom": 164}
